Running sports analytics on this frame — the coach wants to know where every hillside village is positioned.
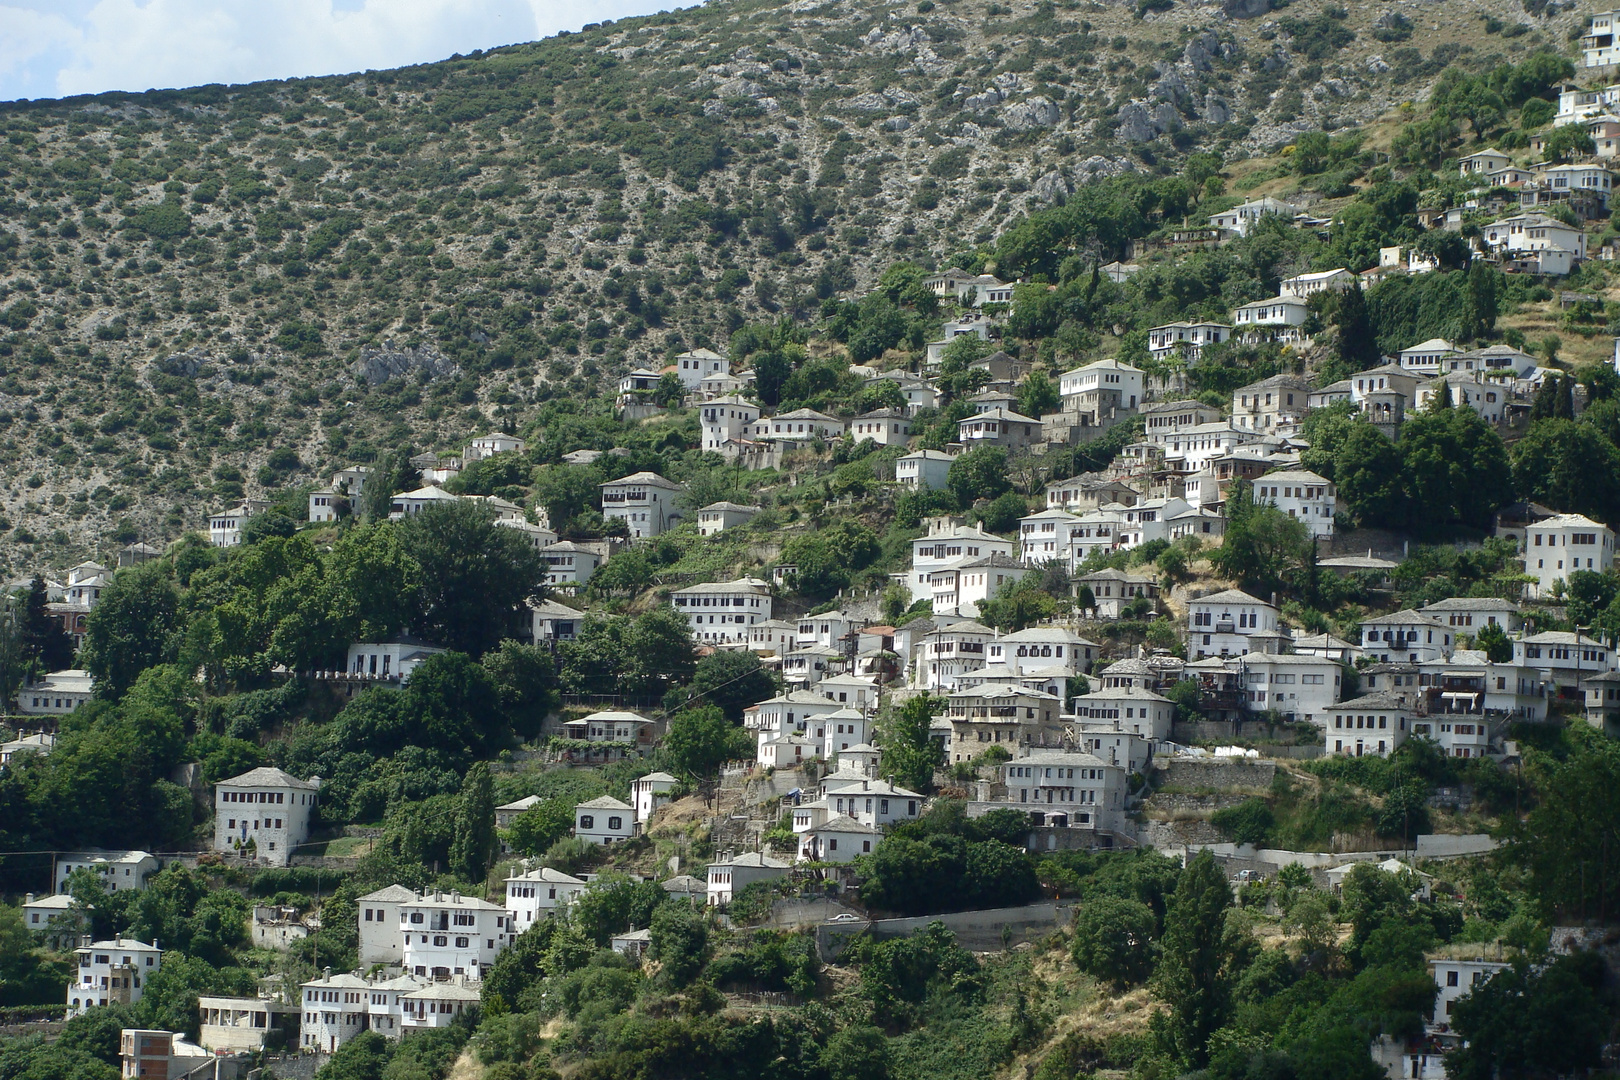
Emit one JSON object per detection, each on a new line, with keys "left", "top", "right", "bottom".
{"left": 9, "top": 4, "right": 1620, "bottom": 1080}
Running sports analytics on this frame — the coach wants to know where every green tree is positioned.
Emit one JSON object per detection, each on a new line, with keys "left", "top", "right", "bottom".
{"left": 1475, "top": 621, "right": 1513, "bottom": 663}
{"left": 878, "top": 694, "right": 944, "bottom": 794}
{"left": 1213, "top": 484, "right": 1315, "bottom": 601}
{"left": 1016, "top": 371, "right": 1060, "bottom": 419}
{"left": 19, "top": 576, "right": 75, "bottom": 673}
{"left": 1543, "top": 123, "right": 1595, "bottom": 162}
{"left": 1335, "top": 423, "right": 1407, "bottom": 528}
{"left": 449, "top": 761, "right": 496, "bottom": 883}
{"left": 1071, "top": 896, "right": 1157, "bottom": 989}
{"left": 1508, "top": 733, "right": 1620, "bottom": 921}
{"left": 948, "top": 445, "right": 1012, "bottom": 505}
{"left": 398, "top": 501, "right": 547, "bottom": 656}
{"left": 652, "top": 372, "right": 685, "bottom": 408}
{"left": 677, "top": 649, "right": 778, "bottom": 723}
{"left": 662, "top": 704, "right": 751, "bottom": 779}
{"left": 481, "top": 641, "right": 559, "bottom": 741}
{"left": 1400, "top": 408, "right": 1512, "bottom": 532}
{"left": 1334, "top": 285, "right": 1380, "bottom": 372}
{"left": 1153, "top": 850, "right": 1244, "bottom": 1068}
{"left": 504, "top": 800, "right": 575, "bottom": 858}
{"left": 820, "top": 1025, "right": 891, "bottom": 1080}
{"left": 1511, "top": 419, "right": 1620, "bottom": 523}
{"left": 648, "top": 903, "right": 708, "bottom": 987}
{"left": 80, "top": 563, "right": 181, "bottom": 699}
{"left": 1448, "top": 953, "right": 1607, "bottom": 1080}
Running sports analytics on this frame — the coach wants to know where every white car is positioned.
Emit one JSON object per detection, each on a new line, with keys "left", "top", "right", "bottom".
{"left": 828, "top": 913, "right": 862, "bottom": 922}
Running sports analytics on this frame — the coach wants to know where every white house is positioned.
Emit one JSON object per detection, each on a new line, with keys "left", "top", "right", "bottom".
{"left": 673, "top": 348, "right": 730, "bottom": 390}
{"left": 848, "top": 408, "right": 913, "bottom": 446}
{"left": 600, "top": 472, "right": 686, "bottom": 539}
{"left": 1432, "top": 958, "right": 1509, "bottom": 1025}
{"left": 707, "top": 852, "right": 792, "bottom": 906}
{"left": 930, "top": 553, "right": 1033, "bottom": 618}
{"left": 357, "top": 884, "right": 418, "bottom": 968}
{"left": 1187, "top": 590, "right": 1282, "bottom": 659}
{"left": 540, "top": 541, "right": 601, "bottom": 590}
{"left": 1059, "top": 357, "right": 1145, "bottom": 413}
{"left": 896, "top": 449, "right": 955, "bottom": 491}
{"left": 208, "top": 503, "right": 262, "bottom": 547}
{"left": 344, "top": 638, "right": 446, "bottom": 685}
{"left": 1457, "top": 148, "right": 1512, "bottom": 176}
{"left": 464, "top": 433, "right": 526, "bottom": 462}
{"left": 1208, "top": 196, "right": 1299, "bottom": 236}
{"left": 1516, "top": 631, "right": 1617, "bottom": 694}
{"left": 18, "top": 669, "right": 95, "bottom": 716}
{"left": 299, "top": 972, "right": 370, "bottom": 1053}
{"left": 1019, "top": 509, "right": 1082, "bottom": 565}
{"left": 696, "top": 501, "right": 760, "bottom": 535}
{"left": 1524, "top": 513, "right": 1614, "bottom": 596}
{"left": 398, "top": 889, "right": 515, "bottom": 981}
{"left": 1360, "top": 611, "right": 1453, "bottom": 664}
{"left": 820, "top": 775, "right": 924, "bottom": 827}
{"left": 907, "top": 520, "right": 1015, "bottom": 603}
{"left": 672, "top": 577, "right": 773, "bottom": 644}
{"left": 700, "top": 396, "right": 761, "bottom": 453}
{"left": 1214, "top": 653, "right": 1345, "bottom": 723}
{"left": 997, "top": 750, "right": 1127, "bottom": 832}
{"left": 67, "top": 938, "right": 161, "bottom": 1017}
{"left": 1396, "top": 338, "right": 1459, "bottom": 377}
{"left": 1145, "top": 323, "right": 1232, "bottom": 365}
{"left": 54, "top": 850, "right": 158, "bottom": 895}
{"left": 918, "top": 620, "right": 996, "bottom": 691}
{"left": 387, "top": 486, "right": 461, "bottom": 519}
{"left": 1252, "top": 469, "right": 1336, "bottom": 538}
{"left": 21, "top": 892, "right": 73, "bottom": 939}
{"left": 1319, "top": 692, "right": 1414, "bottom": 757}
{"left": 1480, "top": 214, "right": 1587, "bottom": 270}
{"left": 1069, "top": 686, "right": 1175, "bottom": 741}
{"left": 1418, "top": 597, "right": 1523, "bottom": 633}
{"left": 795, "top": 814, "right": 878, "bottom": 864}
{"left": 574, "top": 796, "right": 635, "bottom": 845}
{"left": 1232, "top": 295, "right": 1311, "bottom": 342}
{"left": 1416, "top": 373, "right": 1509, "bottom": 423}
{"left": 631, "top": 772, "right": 678, "bottom": 823}
{"left": 1076, "top": 568, "right": 1159, "bottom": 619}
{"left": 309, "top": 490, "right": 343, "bottom": 523}
{"left": 1281, "top": 268, "right": 1355, "bottom": 297}
{"left": 560, "top": 710, "right": 657, "bottom": 747}
{"left": 762, "top": 408, "right": 844, "bottom": 442}
{"left": 213, "top": 767, "right": 321, "bottom": 867}
{"left": 504, "top": 867, "right": 586, "bottom": 928}
{"left": 957, "top": 407, "right": 1042, "bottom": 452}
{"left": 747, "top": 618, "right": 799, "bottom": 656}
{"left": 985, "top": 627, "right": 1098, "bottom": 679}
{"left": 400, "top": 980, "right": 481, "bottom": 1032}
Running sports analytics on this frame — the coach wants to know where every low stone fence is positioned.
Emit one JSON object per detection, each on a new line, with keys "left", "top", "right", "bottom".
{"left": 1156, "top": 757, "right": 1277, "bottom": 792}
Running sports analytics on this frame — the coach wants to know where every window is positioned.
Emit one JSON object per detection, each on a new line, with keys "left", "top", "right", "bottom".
{"left": 608, "top": 816, "right": 623, "bottom": 830}
{"left": 579, "top": 815, "right": 594, "bottom": 829}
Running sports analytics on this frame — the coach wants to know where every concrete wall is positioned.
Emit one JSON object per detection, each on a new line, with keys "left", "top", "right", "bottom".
{"left": 1415, "top": 834, "right": 1497, "bottom": 858}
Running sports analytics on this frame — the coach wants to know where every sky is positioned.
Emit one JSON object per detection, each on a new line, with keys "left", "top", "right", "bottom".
{"left": 0, "top": 0, "right": 669, "bottom": 103}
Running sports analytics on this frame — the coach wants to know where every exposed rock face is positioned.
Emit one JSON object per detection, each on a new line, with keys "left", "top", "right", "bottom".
{"left": 1032, "top": 170, "right": 1070, "bottom": 202}
{"left": 1116, "top": 102, "right": 1157, "bottom": 143}
{"left": 1201, "top": 91, "right": 1231, "bottom": 126}
{"left": 152, "top": 350, "right": 207, "bottom": 378}
{"left": 353, "top": 344, "right": 460, "bottom": 387}
{"left": 1003, "top": 95, "right": 1061, "bottom": 130}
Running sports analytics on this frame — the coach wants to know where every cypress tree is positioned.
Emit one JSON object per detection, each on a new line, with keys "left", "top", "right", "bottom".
{"left": 1153, "top": 850, "right": 1244, "bottom": 1069}
{"left": 449, "top": 761, "right": 497, "bottom": 883}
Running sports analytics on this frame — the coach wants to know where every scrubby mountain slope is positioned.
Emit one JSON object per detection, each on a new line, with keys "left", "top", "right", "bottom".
{"left": 0, "top": 0, "right": 1586, "bottom": 570}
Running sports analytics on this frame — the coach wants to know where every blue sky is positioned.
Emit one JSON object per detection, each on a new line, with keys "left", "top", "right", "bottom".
{"left": 0, "top": 0, "right": 668, "bottom": 103}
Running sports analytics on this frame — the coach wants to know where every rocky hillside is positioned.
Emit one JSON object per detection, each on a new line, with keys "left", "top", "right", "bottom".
{"left": 0, "top": 0, "right": 1589, "bottom": 572}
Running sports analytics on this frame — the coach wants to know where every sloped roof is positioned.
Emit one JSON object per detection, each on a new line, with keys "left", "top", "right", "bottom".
{"left": 219, "top": 767, "right": 320, "bottom": 791}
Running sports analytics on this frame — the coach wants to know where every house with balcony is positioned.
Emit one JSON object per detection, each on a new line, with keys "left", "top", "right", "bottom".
{"left": 213, "top": 768, "right": 320, "bottom": 867}
{"left": 1232, "top": 295, "right": 1311, "bottom": 344}
{"left": 957, "top": 407, "right": 1042, "bottom": 452}
{"left": 990, "top": 750, "right": 1128, "bottom": 832}
{"left": 600, "top": 472, "right": 685, "bottom": 539}
{"left": 671, "top": 577, "right": 773, "bottom": 644}
{"left": 1318, "top": 692, "right": 1414, "bottom": 757}
{"left": 1059, "top": 357, "right": 1145, "bottom": 419}
{"left": 1187, "top": 590, "right": 1283, "bottom": 659}
{"left": 918, "top": 620, "right": 996, "bottom": 691}
{"left": 1145, "top": 322, "right": 1232, "bottom": 365}
{"left": 1280, "top": 268, "right": 1355, "bottom": 297}
{"left": 1231, "top": 375, "right": 1311, "bottom": 433}
{"left": 940, "top": 686, "right": 1064, "bottom": 762}
{"left": 398, "top": 890, "right": 514, "bottom": 981}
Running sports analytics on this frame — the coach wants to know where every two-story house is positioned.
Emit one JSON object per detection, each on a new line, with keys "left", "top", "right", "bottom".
{"left": 505, "top": 867, "right": 587, "bottom": 928}
{"left": 67, "top": 938, "right": 160, "bottom": 1017}
{"left": 1252, "top": 469, "right": 1336, "bottom": 538}
{"left": 1360, "top": 611, "right": 1453, "bottom": 663}
{"left": 1232, "top": 375, "right": 1312, "bottom": 433}
{"left": 1058, "top": 357, "right": 1145, "bottom": 418}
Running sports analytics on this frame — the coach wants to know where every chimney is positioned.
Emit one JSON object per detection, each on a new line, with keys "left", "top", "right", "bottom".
{"left": 451, "top": 890, "right": 460, "bottom": 903}
{"left": 24, "top": 893, "right": 33, "bottom": 904}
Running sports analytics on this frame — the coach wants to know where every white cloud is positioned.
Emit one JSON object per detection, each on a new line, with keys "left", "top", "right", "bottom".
{"left": 0, "top": 0, "right": 674, "bottom": 102}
